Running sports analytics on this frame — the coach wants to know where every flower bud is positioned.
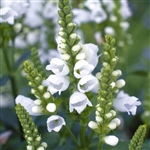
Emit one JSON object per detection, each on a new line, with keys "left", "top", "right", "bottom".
{"left": 108, "top": 122, "right": 117, "bottom": 130}
{"left": 111, "top": 118, "right": 121, "bottom": 126}
{"left": 105, "top": 113, "right": 112, "bottom": 118}
{"left": 110, "top": 110, "right": 116, "bottom": 116}
{"left": 88, "top": 121, "right": 98, "bottom": 129}
{"left": 96, "top": 116, "right": 103, "bottom": 123}
{"left": 34, "top": 100, "right": 42, "bottom": 105}
{"left": 36, "top": 136, "right": 42, "bottom": 141}
{"left": 62, "top": 54, "right": 70, "bottom": 60}
{"left": 32, "top": 106, "right": 43, "bottom": 114}
{"left": 46, "top": 103, "right": 56, "bottom": 113}
{"left": 75, "top": 52, "right": 85, "bottom": 60}
{"left": 115, "top": 79, "right": 125, "bottom": 88}
{"left": 104, "top": 135, "right": 119, "bottom": 146}
{"left": 26, "top": 145, "right": 33, "bottom": 150}
{"left": 41, "top": 142, "right": 47, "bottom": 148}
{"left": 96, "top": 72, "right": 102, "bottom": 80}
{"left": 43, "top": 92, "right": 51, "bottom": 99}
{"left": 38, "top": 85, "right": 44, "bottom": 91}
{"left": 72, "top": 44, "right": 82, "bottom": 52}
{"left": 37, "top": 146, "right": 45, "bottom": 150}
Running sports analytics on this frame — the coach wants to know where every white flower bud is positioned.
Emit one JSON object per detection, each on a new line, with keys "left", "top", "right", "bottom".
{"left": 43, "top": 92, "right": 51, "bottom": 99}
{"left": 95, "top": 116, "right": 103, "bottom": 123}
{"left": 26, "top": 145, "right": 33, "bottom": 150}
{"left": 36, "top": 136, "right": 42, "bottom": 141}
{"left": 88, "top": 121, "right": 98, "bottom": 129}
{"left": 14, "top": 23, "right": 22, "bottom": 33}
{"left": 115, "top": 79, "right": 126, "bottom": 88}
{"left": 37, "top": 146, "right": 45, "bottom": 150}
{"left": 96, "top": 72, "right": 102, "bottom": 80}
{"left": 110, "top": 110, "right": 116, "bottom": 116}
{"left": 97, "top": 107, "right": 102, "bottom": 112}
{"left": 32, "top": 106, "right": 43, "bottom": 114}
{"left": 41, "top": 142, "right": 47, "bottom": 148}
{"left": 72, "top": 44, "right": 82, "bottom": 52}
{"left": 110, "top": 82, "right": 116, "bottom": 88}
{"left": 108, "top": 122, "right": 117, "bottom": 130}
{"left": 105, "top": 113, "right": 112, "bottom": 118}
{"left": 95, "top": 111, "right": 99, "bottom": 116}
{"left": 62, "top": 54, "right": 70, "bottom": 60}
{"left": 111, "top": 118, "right": 121, "bottom": 126}
{"left": 27, "top": 137, "right": 33, "bottom": 141}
{"left": 31, "top": 89, "right": 36, "bottom": 94}
{"left": 75, "top": 52, "right": 86, "bottom": 60}
{"left": 34, "top": 100, "right": 42, "bottom": 105}
{"left": 38, "top": 85, "right": 44, "bottom": 91}
{"left": 46, "top": 103, "right": 56, "bottom": 113}
{"left": 104, "top": 135, "right": 119, "bottom": 146}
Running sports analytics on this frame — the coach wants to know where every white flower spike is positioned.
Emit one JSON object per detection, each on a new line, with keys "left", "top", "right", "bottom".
{"left": 15, "top": 95, "right": 41, "bottom": 116}
{"left": 104, "top": 135, "right": 119, "bottom": 146}
{"left": 47, "top": 115, "right": 66, "bottom": 132}
{"left": 74, "top": 60, "right": 94, "bottom": 78}
{"left": 78, "top": 74, "right": 99, "bottom": 93}
{"left": 46, "top": 58, "right": 69, "bottom": 76}
{"left": 43, "top": 75, "right": 70, "bottom": 95}
{"left": 69, "top": 92, "right": 92, "bottom": 114}
{"left": 113, "top": 91, "right": 141, "bottom": 115}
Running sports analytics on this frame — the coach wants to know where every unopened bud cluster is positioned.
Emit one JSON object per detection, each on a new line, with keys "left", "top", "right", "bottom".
{"left": 88, "top": 35, "right": 123, "bottom": 145}
{"left": 23, "top": 61, "right": 56, "bottom": 114}
{"left": 15, "top": 104, "right": 47, "bottom": 150}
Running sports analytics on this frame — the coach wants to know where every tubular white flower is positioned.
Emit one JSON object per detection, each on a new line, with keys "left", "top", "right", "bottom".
{"left": 113, "top": 91, "right": 141, "bottom": 115}
{"left": 88, "top": 121, "right": 98, "bottom": 129}
{"left": 79, "top": 43, "right": 99, "bottom": 68}
{"left": 78, "top": 75, "right": 99, "bottom": 93}
{"left": 46, "top": 103, "right": 56, "bottom": 113}
{"left": 104, "top": 135, "right": 119, "bottom": 146}
{"left": 46, "top": 115, "right": 66, "bottom": 132}
{"left": 46, "top": 58, "right": 69, "bottom": 76}
{"left": 0, "top": 7, "right": 18, "bottom": 24}
{"left": 15, "top": 95, "right": 41, "bottom": 116}
{"left": 69, "top": 92, "right": 92, "bottom": 114}
{"left": 42, "top": 75, "right": 70, "bottom": 95}
{"left": 74, "top": 60, "right": 94, "bottom": 78}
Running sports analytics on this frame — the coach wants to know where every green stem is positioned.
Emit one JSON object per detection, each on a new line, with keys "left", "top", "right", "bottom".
{"left": 64, "top": 126, "right": 80, "bottom": 148}
{"left": 80, "top": 125, "right": 86, "bottom": 149}
{"left": 87, "top": 130, "right": 95, "bottom": 145}
{"left": 98, "top": 138, "right": 103, "bottom": 150}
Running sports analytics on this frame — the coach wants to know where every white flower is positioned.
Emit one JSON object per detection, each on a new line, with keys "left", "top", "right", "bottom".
{"left": 46, "top": 115, "right": 66, "bottom": 132}
{"left": 104, "top": 135, "right": 119, "bottom": 146}
{"left": 80, "top": 43, "right": 99, "bottom": 68}
{"left": 69, "top": 92, "right": 92, "bottom": 114}
{"left": 15, "top": 95, "right": 41, "bottom": 116}
{"left": 113, "top": 91, "right": 141, "bottom": 115}
{"left": 43, "top": 75, "right": 70, "bottom": 95}
{"left": 46, "top": 58, "right": 69, "bottom": 76}
{"left": 78, "top": 75, "right": 99, "bottom": 93}
{"left": 74, "top": 60, "right": 94, "bottom": 78}
{"left": 0, "top": 7, "right": 18, "bottom": 24}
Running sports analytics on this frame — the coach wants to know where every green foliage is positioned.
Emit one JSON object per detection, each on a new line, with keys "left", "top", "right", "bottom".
{"left": 129, "top": 124, "right": 147, "bottom": 150}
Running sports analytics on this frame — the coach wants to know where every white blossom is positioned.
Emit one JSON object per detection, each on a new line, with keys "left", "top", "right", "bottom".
{"left": 80, "top": 43, "right": 99, "bottom": 68}
{"left": 15, "top": 95, "right": 41, "bottom": 116}
{"left": 43, "top": 75, "right": 70, "bottom": 95}
{"left": 0, "top": 7, "right": 18, "bottom": 24}
{"left": 47, "top": 115, "right": 66, "bottom": 132}
{"left": 78, "top": 75, "right": 99, "bottom": 93}
{"left": 104, "top": 135, "right": 119, "bottom": 146}
{"left": 69, "top": 92, "right": 92, "bottom": 114}
{"left": 46, "top": 58, "right": 69, "bottom": 76}
{"left": 74, "top": 60, "right": 94, "bottom": 78}
{"left": 113, "top": 91, "right": 141, "bottom": 115}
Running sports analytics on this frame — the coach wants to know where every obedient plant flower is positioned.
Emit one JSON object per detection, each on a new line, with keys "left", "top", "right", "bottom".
{"left": 69, "top": 92, "right": 92, "bottom": 114}
{"left": 46, "top": 58, "right": 69, "bottom": 76}
{"left": 74, "top": 60, "right": 94, "bottom": 78}
{"left": 77, "top": 43, "right": 99, "bottom": 68}
{"left": 47, "top": 115, "right": 66, "bottom": 132}
{"left": 43, "top": 75, "right": 70, "bottom": 95}
{"left": 78, "top": 74, "right": 99, "bottom": 93}
{"left": 104, "top": 135, "right": 119, "bottom": 146}
{"left": 113, "top": 91, "right": 141, "bottom": 115}
{"left": 0, "top": 7, "right": 18, "bottom": 24}
{"left": 15, "top": 95, "right": 42, "bottom": 116}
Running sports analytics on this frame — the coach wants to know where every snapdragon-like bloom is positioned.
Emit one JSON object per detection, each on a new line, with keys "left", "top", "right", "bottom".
{"left": 15, "top": 95, "right": 42, "bottom": 116}
{"left": 47, "top": 115, "right": 66, "bottom": 132}
{"left": 43, "top": 75, "right": 70, "bottom": 95}
{"left": 46, "top": 58, "right": 69, "bottom": 76}
{"left": 78, "top": 74, "right": 99, "bottom": 93}
{"left": 78, "top": 43, "right": 99, "bottom": 68}
{"left": 69, "top": 92, "right": 92, "bottom": 114}
{"left": 113, "top": 91, "right": 141, "bottom": 115}
{"left": 74, "top": 60, "right": 94, "bottom": 78}
{"left": 0, "top": 7, "right": 18, "bottom": 24}
{"left": 104, "top": 135, "right": 119, "bottom": 146}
